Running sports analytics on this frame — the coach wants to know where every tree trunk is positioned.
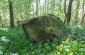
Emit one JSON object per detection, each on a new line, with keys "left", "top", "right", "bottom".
{"left": 36, "top": 0, "right": 39, "bottom": 17}
{"left": 75, "top": 0, "right": 80, "bottom": 25}
{"left": 51, "top": 0, "right": 55, "bottom": 14}
{"left": 44, "top": 0, "right": 47, "bottom": 13}
{"left": 44, "top": 0, "right": 49, "bottom": 13}
{"left": 0, "top": 4, "right": 3, "bottom": 27}
{"left": 64, "top": 0, "right": 67, "bottom": 24}
{"left": 66, "top": 0, "right": 73, "bottom": 23}
{"left": 0, "top": 13, "right": 2, "bottom": 27}
{"left": 81, "top": 0, "right": 85, "bottom": 26}
{"left": 32, "top": 4, "right": 35, "bottom": 17}
{"left": 8, "top": 0, "right": 14, "bottom": 28}
{"left": 84, "top": 14, "right": 85, "bottom": 25}
{"left": 59, "top": 0, "right": 62, "bottom": 13}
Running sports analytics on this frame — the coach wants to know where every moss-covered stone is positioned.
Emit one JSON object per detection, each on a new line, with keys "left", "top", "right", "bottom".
{"left": 21, "top": 14, "right": 66, "bottom": 43}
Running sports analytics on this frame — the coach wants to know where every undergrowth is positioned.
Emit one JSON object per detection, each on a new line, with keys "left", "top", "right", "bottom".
{"left": 0, "top": 25, "right": 85, "bottom": 55}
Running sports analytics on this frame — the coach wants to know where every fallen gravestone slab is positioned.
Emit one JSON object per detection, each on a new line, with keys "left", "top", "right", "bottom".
{"left": 21, "top": 14, "right": 66, "bottom": 43}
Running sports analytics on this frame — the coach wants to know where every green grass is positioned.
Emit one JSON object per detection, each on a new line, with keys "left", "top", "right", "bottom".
{"left": 0, "top": 26, "right": 85, "bottom": 55}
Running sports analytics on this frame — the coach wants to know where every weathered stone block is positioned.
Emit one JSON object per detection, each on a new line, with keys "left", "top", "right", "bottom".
{"left": 21, "top": 14, "right": 66, "bottom": 43}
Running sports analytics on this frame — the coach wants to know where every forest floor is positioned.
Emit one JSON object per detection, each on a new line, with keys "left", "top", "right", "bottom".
{"left": 0, "top": 25, "right": 85, "bottom": 55}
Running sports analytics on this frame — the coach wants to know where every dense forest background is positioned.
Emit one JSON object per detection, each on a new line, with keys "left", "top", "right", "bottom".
{"left": 0, "top": 0, "right": 85, "bottom": 55}
{"left": 0, "top": 0, "right": 85, "bottom": 27}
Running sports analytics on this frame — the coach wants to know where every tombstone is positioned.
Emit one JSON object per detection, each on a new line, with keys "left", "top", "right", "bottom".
{"left": 21, "top": 14, "right": 66, "bottom": 43}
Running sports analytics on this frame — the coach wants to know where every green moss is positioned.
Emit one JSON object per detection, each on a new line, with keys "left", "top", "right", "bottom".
{"left": 22, "top": 14, "right": 66, "bottom": 42}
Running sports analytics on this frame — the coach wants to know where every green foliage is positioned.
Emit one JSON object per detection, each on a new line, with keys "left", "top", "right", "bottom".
{"left": 0, "top": 26, "right": 85, "bottom": 55}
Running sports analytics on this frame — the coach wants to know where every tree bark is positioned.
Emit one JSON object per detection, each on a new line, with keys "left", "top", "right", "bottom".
{"left": 81, "top": 0, "right": 85, "bottom": 26}
{"left": 66, "top": 0, "right": 73, "bottom": 23}
{"left": 36, "top": 0, "right": 39, "bottom": 17}
{"left": 64, "top": 0, "right": 67, "bottom": 24}
{"left": 8, "top": 0, "right": 14, "bottom": 28}
{"left": 75, "top": 0, "right": 80, "bottom": 25}
{"left": 59, "top": 0, "right": 62, "bottom": 13}
{"left": 0, "top": 13, "right": 2, "bottom": 27}
{"left": 51, "top": 0, "right": 55, "bottom": 14}
{"left": 44, "top": 0, "right": 49, "bottom": 13}
{"left": 0, "top": 5, "right": 3, "bottom": 27}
